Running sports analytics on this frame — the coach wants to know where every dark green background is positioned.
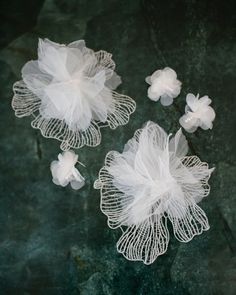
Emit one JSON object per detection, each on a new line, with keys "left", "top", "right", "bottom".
{"left": 0, "top": 0, "right": 236, "bottom": 294}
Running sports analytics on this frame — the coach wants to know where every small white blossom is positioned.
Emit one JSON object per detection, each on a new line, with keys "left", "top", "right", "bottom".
{"left": 179, "top": 93, "right": 216, "bottom": 133}
{"left": 145, "top": 67, "right": 182, "bottom": 106}
{"left": 51, "top": 150, "right": 85, "bottom": 190}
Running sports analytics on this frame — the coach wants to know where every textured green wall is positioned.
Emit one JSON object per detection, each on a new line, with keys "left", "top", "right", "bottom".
{"left": 0, "top": 0, "right": 235, "bottom": 294}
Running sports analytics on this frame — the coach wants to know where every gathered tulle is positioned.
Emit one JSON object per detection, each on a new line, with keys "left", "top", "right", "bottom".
{"left": 179, "top": 93, "right": 216, "bottom": 133}
{"left": 12, "top": 39, "right": 136, "bottom": 150}
{"left": 94, "top": 121, "right": 214, "bottom": 264}
{"left": 51, "top": 150, "right": 85, "bottom": 190}
{"left": 145, "top": 67, "right": 182, "bottom": 106}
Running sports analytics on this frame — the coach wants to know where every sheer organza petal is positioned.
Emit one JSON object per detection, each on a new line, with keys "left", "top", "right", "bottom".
{"left": 186, "top": 93, "right": 198, "bottom": 111}
{"left": 199, "top": 107, "right": 216, "bottom": 129}
{"left": 160, "top": 95, "right": 173, "bottom": 106}
{"left": 198, "top": 95, "right": 212, "bottom": 107}
{"left": 68, "top": 40, "right": 86, "bottom": 50}
{"left": 169, "top": 128, "right": 188, "bottom": 158}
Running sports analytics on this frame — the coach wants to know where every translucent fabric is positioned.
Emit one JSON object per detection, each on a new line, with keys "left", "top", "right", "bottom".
{"left": 12, "top": 39, "right": 136, "bottom": 150}
{"left": 145, "top": 67, "right": 182, "bottom": 106}
{"left": 179, "top": 93, "right": 216, "bottom": 133}
{"left": 51, "top": 150, "right": 85, "bottom": 190}
{"left": 94, "top": 121, "right": 214, "bottom": 264}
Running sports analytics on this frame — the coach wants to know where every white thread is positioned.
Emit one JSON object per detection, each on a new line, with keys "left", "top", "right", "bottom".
{"left": 12, "top": 39, "right": 136, "bottom": 150}
{"left": 94, "top": 121, "right": 214, "bottom": 264}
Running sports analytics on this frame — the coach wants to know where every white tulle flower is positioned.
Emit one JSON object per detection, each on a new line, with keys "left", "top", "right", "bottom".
{"left": 12, "top": 38, "right": 136, "bottom": 150}
{"left": 145, "top": 67, "right": 182, "bottom": 106}
{"left": 94, "top": 121, "right": 214, "bottom": 264}
{"left": 179, "top": 93, "right": 216, "bottom": 133}
{"left": 51, "top": 150, "right": 85, "bottom": 190}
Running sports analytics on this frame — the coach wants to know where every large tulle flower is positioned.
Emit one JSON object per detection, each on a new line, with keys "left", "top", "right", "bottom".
{"left": 12, "top": 38, "right": 136, "bottom": 150}
{"left": 94, "top": 121, "right": 214, "bottom": 264}
{"left": 51, "top": 150, "right": 85, "bottom": 190}
{"left": 179, "top": 93, "right": 216, "bottom": 133}
{"left": 145, "top": 67, "right": 182, "bottom": 106}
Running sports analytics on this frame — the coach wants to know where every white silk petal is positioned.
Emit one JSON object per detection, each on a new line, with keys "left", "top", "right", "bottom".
{"left": 145, "top": 75, "right": 152, "bottom": 85}
{"left": 146, "top": 67, "right": 182, "bottom": 106}
{"left": 179, "top": 113, "right": 199, "bottom": 133}
{"left": 50, "top": 150, "right": 85, "bottom": 190}
{"left": 180, "top": 93, "right": 216, "bottom": 133}
{"left": 186, "top": 93, "right": 198, "bottom": 111}
{"left": 68, "top": 40, "right": 86, "bottom": 50}
{"left": 105, "top": 72, "right": 122, "bottom": 90}
{"left": 169, "top": 128, "right": 188, "bottom": 158}
{"left": 160, "top": 95, "right": 173, "bottom": 106}
{"left": 199, "top": 106, "right": 216, "bottom": 129}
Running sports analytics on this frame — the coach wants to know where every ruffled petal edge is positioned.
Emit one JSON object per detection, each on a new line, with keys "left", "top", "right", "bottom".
{"left": 94, "top": 151, "right": 131, "bottom": 229}
{"left": 12, "top": 81, "right": 136, "bottom": 150}
{"left": 31, "top": 114, "right": 101, "bottom": 150}
{"left": 117, "top": 215, "right": 169, "bottom": 265}
{"left": 168, "top": 202, "right": 210, "bottom": 242}
{"left": 107, "top": 91, "right": 136, "bottom": 129}
{"left": 12, "top": 80, "right": 41, "bottom": 118}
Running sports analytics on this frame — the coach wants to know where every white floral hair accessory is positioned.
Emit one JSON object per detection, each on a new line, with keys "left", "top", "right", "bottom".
{"left": 12, "top": 38, "right": 136, "bottom": 151}
{"left": 94, "top": 121, "right": 214, "bottom": 264}
{"left": 179, "top": 93, "right": 216, "bottom": 133}
{"left": 51, "top": 150, "right": 85, "bottom": 190}
{"left": 145, "top": 67, "right": 182, "bottom": 106}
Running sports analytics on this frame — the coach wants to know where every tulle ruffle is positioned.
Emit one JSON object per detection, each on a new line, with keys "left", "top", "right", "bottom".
{"left": 94, "top": 121, "right": 214, "bottom": 264}
{"left": 12, "top": 39, "right": 136, "bottom": 150}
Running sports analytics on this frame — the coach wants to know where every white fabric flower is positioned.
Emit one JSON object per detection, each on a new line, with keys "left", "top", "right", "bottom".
{"left": 51, "top": 150, "right": 85, "bottom": 190}
{"left": 145, "top": 67, "right": 182, "bottom": 106}
{"left": 94, "top": 121, "right": 214, "bottom": 264}
{"left": 12, "top": 38, "right": 136, "bottom": 150}
{"left": 179, "top": 93, "right": 216, "bottom": 133}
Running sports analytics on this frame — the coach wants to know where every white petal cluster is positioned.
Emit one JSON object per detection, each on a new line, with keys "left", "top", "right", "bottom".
{"left": 94, "top": 121, "right": 214, "bottom": 264}
{"left": 145, "top": 67, "right": 182, "bottom": 106}
{"left": 12, "top": 39, "right": 136, "bottom": 150}
{"left": 51, "top": 150, "right": 85, "bottom": 190}
{"left": 179, "top": 93, "right": 216, "bottom": 133}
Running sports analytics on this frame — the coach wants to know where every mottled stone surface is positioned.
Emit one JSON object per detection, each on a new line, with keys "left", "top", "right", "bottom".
{"left": 0, "top": 0, "right": 236, "bottom": 294}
